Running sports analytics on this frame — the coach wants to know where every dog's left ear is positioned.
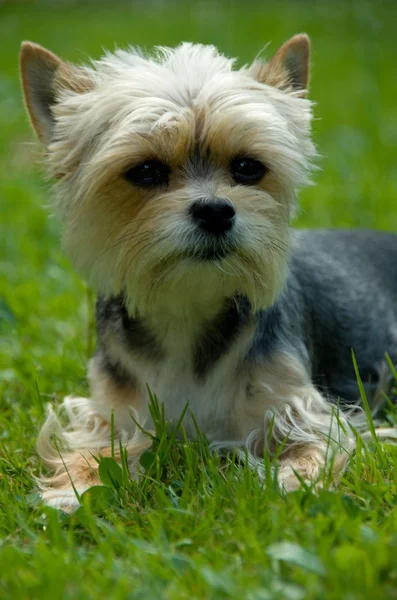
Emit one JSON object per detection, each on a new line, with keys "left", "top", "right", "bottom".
{"left": 20, "top": 42, "right": 93, "bottom": 144}
{"left": 250, "top": 34, "right": 310, "bottom": 96}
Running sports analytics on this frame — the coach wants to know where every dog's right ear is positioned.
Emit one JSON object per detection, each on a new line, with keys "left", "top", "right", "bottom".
{"left": 20, "top": 42, "right": 92, "bottom": 144}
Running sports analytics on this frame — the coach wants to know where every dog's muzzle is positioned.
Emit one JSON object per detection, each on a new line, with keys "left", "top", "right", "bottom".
{"left": 183, "top": 198, "right": 237, "bottom": 261}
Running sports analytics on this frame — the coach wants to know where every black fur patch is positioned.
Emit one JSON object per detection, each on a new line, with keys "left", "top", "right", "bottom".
{"left": 96, "top": 294, "right": 163, "bottom": 361}
{"left": 98, "top": 352, "right": 136, "bottom": 387}
{"left": 194, "top": 295, "right": 251, "bottom": 378}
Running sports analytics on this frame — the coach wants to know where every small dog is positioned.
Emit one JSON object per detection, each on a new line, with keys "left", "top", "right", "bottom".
{"left": 20, "top": 34, "right": 397, "bottom": 510}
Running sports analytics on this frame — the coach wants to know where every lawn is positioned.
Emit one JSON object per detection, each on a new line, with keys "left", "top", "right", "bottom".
{"left": 1, "top": 0, "right": 397, "bottom": 598}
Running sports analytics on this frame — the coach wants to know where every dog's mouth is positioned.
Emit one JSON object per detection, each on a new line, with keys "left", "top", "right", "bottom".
{"left": 185, "top": 247, "right": 230, "bottom": 261}
{"left": 183, "top": 236, "right": 239, "bottom": 262}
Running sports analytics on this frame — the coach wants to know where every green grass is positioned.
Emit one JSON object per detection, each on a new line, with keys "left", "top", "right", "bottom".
{"left": 1, "top": 0, "right": 397, "bottom": 597}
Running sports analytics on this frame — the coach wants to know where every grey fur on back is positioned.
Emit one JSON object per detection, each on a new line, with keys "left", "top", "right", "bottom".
{"left": 274, "top": 229, "right": 397, "bottom": 403}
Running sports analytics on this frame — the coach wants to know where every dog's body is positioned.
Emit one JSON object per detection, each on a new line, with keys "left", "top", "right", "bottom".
{"left": 19, "top": 36, "right": 396, "bottom": 510}
{"left": 94, "top": 228, "right": 397, "bottom": 440}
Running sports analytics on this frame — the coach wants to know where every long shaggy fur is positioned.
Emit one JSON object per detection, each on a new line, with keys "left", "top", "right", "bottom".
{"left": 19, "top": 36, "right": 396, "bottom": 511}
{"left": 45, "top": 43, "right": 315, "bottom": 316}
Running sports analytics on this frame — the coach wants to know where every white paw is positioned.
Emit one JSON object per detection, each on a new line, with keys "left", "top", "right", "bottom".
{"left": 42, "top": 489, "right": 86, "bottom": 512}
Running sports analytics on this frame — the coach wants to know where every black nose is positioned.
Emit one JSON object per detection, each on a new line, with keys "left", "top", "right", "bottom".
{"left": 190, "top": 199, "right": 235, "bottom": 235}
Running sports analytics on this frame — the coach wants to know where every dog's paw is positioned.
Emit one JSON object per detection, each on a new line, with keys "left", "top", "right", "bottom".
{"left": 277, "top": 461, "right": 321, "bottom": 492}
{"left": 277, "top": 444, "right": 350, "bottom": 492}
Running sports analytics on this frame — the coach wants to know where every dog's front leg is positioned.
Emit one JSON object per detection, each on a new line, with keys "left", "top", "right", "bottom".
{"left": 244, "top": 353, "right": 355, "bottom": 491}
{"left": 37, "top": 358, "right": 150, "bottom": 512}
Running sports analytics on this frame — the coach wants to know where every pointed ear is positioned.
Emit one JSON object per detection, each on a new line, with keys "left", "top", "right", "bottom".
{"left": 20, "top": 42, "right": 93, "bottom": 144}
{"left": 250, "top": 34, "right": 310, "bottom": 96}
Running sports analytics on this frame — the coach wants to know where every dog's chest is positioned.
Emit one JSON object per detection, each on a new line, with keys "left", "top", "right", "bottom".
{"left": 103, "top": 301, "right": 262, "bottom": 441}
{"left": 136, "top": 349, "right": 248, "bottom": 441}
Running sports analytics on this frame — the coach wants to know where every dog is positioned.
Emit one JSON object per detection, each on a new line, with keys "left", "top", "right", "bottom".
{"left": 19, "top": 34, "right": 397, "bottom": 511}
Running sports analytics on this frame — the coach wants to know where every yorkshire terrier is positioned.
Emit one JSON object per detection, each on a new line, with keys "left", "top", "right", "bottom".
{"left": 20, "top": 34, "right": 397, "bottom": 510}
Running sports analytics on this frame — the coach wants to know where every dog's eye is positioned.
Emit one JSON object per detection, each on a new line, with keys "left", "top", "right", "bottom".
{"left": 230, "top": 157, "right": 267, "bottom": 185}
{"left": 124, "top": 160, "right": 170, "bottom": 187}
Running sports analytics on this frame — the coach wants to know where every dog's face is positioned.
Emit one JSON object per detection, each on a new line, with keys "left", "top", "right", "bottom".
{"left": 20, "top": 36, "right": 315, "bottom": 316}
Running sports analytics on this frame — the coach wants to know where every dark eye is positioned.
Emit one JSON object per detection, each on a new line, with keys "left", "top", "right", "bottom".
{"left": 124, "top": 160, "right": 170, "bottom": 187}
{"left": 230, "top": 157, "right": 267, "bottom": 185}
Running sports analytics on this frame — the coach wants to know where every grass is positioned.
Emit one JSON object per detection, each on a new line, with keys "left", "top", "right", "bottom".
{"left": 1, "top": 0, "right": 397, "bottom": 597}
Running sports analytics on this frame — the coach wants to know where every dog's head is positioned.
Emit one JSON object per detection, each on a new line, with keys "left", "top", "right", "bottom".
{"left": 20, "top": 36, "right": 315, "bottom": 316}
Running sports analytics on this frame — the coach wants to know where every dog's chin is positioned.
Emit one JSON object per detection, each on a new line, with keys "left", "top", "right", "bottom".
{"left": 123, "top": 244, "right": 284, "bottom": 318}
{"left": 184, "top": 247, "right": 231, "bottom": 262}
{"left": 182, "top": 236, "right": 238, "bottom": 262}
{"left": 97, "top": 233, "right": 287, "bottom": 317}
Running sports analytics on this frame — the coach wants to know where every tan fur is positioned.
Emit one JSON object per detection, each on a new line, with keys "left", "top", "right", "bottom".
{"left": 37, "top": 364, "right": 151, "bottom": 511}
{"left": 20, "top": 42, "right": 93, "bottom": 145}
{"left": 55, "top": 62, "right": 93, "bottom": 95}
{"left": 250, "top": 34, "right": 310, "bottom": 96}
{"left": 20, "top": 42, "right": 62, "bottom": 142}
{"left": 277, "top": 443, "right": 348, "bottom": 492}
{"left": 40, "top": 437, "right": 151, "bottom": 513}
